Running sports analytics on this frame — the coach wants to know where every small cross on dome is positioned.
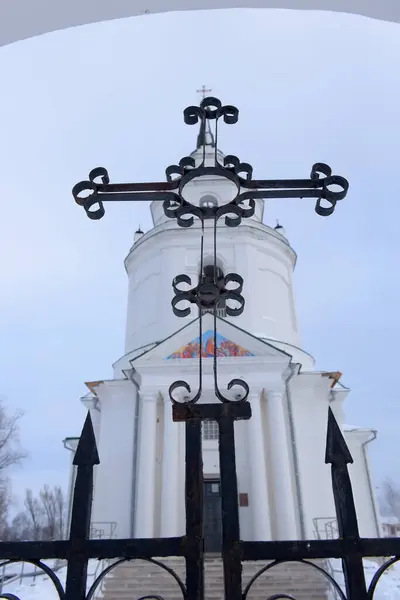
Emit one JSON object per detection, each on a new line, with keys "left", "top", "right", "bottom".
{"left": 196, "top": 85, "right": 212, "bottom": 100}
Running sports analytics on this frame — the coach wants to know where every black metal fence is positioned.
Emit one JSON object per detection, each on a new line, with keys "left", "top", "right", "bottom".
{"left": 1, "top": 98, "right": 398, "bottom": 600}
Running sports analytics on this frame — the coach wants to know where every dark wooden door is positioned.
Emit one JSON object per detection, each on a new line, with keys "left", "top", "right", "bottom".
{"left": 203, "top": 480, "right": 222, "bottom": 553}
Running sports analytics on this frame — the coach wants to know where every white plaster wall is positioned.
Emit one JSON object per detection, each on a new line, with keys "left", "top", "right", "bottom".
{"left": 176, "top": 417, "right": 186, "bottom": 536}
{"left": 2, "top": 1, "right": 400, "bottom": 49}
{"left": 124, "top": 217, "right": 299, "bottom": 354}
{"left": 235, "top": 419, "right": 253, "bottom": 540}
{"left": 345, "top": 432, "right": 380, "bottom": 538}
{"left": 64, "top": 439, "right": 79, "bottom": 537}
{"left": 91, "top": 379, "right": 137, "bottom": 538}
{"left": 281, "top": 388, "right": 301, "bottom": 537}
{"left": 291, "top": 375, "right": 336, "bottom": 538}
{"left": 89, "top": 405, "right": 101, "bottom": 445}
{"left": 154, "top": 400, "right": 164, "bottom": 537}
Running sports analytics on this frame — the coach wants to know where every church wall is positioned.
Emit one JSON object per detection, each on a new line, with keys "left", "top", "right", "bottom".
{"left": 247, "top": 246, "right": 299, "bottom": 345}
{"left": 178, "top": 419, "right": 186, "bottom": 536}
{"left": 123, "top": 211, "right": 301, "bottom": 358}
{"left": 89, "top": 406, "right": 101, "bottom": 522}
{"left": 89, "top": 405, "right": 101, "bottom": 443}
{"left": 282, "top": 387, "right": 302, "bottom": 538}
{"left": 91, "top": 380, "right": 137, "bottom": 538}
{"left": 231, "top": 229, "right": 300, "bottom": 347}
{"left": 345, "top": 433, "right": 381, "bottom": 538}
{"left": 234, "top": 419, "right": 253, "bottom": 540}
{"left": 125, "top": 248, "right": 161, "bottom": 353}
{"left": 154, "top": 400, "right": 164, "bottom": 537}
{"left": 291, "top": 376, "right": 336, "bottom": 538}
{"left": 261, "top": 393, "right": 277, "bottom": 539}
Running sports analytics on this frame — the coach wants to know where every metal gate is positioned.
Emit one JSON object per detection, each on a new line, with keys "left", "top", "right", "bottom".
{"left": 0, "top": 97, "right": 397, "bottom": 600}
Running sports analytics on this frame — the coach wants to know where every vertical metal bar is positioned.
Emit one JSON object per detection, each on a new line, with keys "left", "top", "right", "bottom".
{"left": 218, "top": 414, "right": 242, "bottom": 600}
{"left": 326, "top": 407, "right": 367, "bottom": 600}
{"left": 64, "top": 466, "right": 93, "bottom": 600}
{"left": 0, "top": 560, "right": 5, "bottom": 593}
{"left": 65, "top": 413, "right": 99, "bottom": 600}
{"left": 331, "top": 463, "right": 368, "bottom": 600}
{"left": 185, "top": 419, "right": 204, "bottom": 600}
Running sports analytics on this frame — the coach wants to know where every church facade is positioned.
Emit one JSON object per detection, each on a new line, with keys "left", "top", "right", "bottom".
{"left": 64, "top": 130, "right": 381, "bottom": 548}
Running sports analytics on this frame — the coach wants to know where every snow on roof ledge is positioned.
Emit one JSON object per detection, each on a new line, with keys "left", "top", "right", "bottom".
{"left": 343, "top": 424, "right": 377, "bottom": 435}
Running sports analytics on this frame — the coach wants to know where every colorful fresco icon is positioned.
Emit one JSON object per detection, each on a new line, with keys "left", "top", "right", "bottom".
{"left": 166, "top": 330, "right": 253, "bottom": 359}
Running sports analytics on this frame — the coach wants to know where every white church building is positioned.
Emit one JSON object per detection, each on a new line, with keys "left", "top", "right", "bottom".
{"left": 64, "top": 125, "right": 381, "bottom": 550}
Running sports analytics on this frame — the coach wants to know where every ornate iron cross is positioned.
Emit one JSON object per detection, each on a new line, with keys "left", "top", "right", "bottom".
{"left": 72, "top": 96, "right": 349, "bottom": 406}
{"left": 72, "top": 96, "right": 349, "bottom": 224}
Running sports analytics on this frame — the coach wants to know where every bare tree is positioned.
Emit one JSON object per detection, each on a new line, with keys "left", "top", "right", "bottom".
{"left": 54, "top": 486, "right": 65, "bottom": 539}
{"left": 40, "top": 485, "right": 66, "bottom": 540}
{"left": 9, "top": 511, "right": 31, "bottom": 541}
{"left": 0, "top": 481, "right": 11, "bottom": 540}
{"left": 8, "top": 485, "right": 67, "bottom": 541}
{"left": 0, "top": 397, "right": 27, "bottom": 473}
{"left": 380, "top": 478, "right": 400, "bottom": 520}
{"left": 24, "top": 488, "right": 43, "bottom": 540}
{"left": 0, "top": 397, "right": 27, "bottom": 540}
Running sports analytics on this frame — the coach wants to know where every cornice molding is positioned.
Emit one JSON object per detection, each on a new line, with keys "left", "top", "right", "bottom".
{"left": 124, "top": 220, "right": 296, "bottom": 271}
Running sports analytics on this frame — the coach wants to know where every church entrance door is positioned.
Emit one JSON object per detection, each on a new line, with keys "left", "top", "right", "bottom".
{"left": 203, "top": 479, "right": 222, "bottom": 553}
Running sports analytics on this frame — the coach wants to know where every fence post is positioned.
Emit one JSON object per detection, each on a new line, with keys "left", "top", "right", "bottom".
{"left": 183, "top": 417, "right": 204, "bottom": 600}
{"left": 65, "top": 413, "right": 99, "bottom": 600}
{"left": 325, "top": 407, "right": 367, "bottom": 600}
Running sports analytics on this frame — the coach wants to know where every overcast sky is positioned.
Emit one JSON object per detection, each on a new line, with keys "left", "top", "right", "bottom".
{"left": 0, "top": 8, "right": 399, "bottom": 511}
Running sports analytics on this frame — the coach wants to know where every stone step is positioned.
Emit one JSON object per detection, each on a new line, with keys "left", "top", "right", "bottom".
{"left": 100, "top": 557, "right": 330, "bottom": 600}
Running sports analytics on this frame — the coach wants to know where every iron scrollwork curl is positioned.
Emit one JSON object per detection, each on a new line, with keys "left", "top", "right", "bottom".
{"left": 310, "top": 162, "right": 349, "bottom": 217}
{"left": 242, "top": 559, "right": 347, "bottom": 600}
{"left": 171, "top": 272, "right": 244, "bottom": 317}
{"left": 212, "top": 307, "right": 250, "bottom": 404}
{"left": 168, "top": 296, "right": 203, "bottom": 405}
{"left": 0, "top": 559, "right": 66, "bottom": 600}
{"left": 72, "top": 167, "right": 109, "bottom": 220}
{"left": 86, "top": 557, "right": 186, "bottom": 600}
{"left": 264, "top": 595, "right": 296, "bottom": 600}
{"left": 214, "top": 373, "right": 250, "bottom": 404}
{"left": 367, "top": 556, "right": 400, "bottom": 599}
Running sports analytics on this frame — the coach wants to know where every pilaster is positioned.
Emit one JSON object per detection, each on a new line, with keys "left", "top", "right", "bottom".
{"left": 266, "top": 383, "right": 298, "bottom": 539}
{"left": 160, "top": 394, "right": 181, "bottom": 537}
{"left": 248, "top": 390, "right": 272, "bottom": 540}
{"left": 134, "top": 390, "right": 159, "bottom": 538}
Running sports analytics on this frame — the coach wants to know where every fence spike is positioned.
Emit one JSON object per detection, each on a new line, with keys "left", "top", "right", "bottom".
{"left": 325, "top": 407, "right": 353, "bottom": 466}
{"left": 325, "top": 407, "right": 367, "bottom": 599}
{"left": 73, "top": 412, "right": 100, "bottom": 467}
{"left": 65, "top": 411, "right": 99, "bottom": 600}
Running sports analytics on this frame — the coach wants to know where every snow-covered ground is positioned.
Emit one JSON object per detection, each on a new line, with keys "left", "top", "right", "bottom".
{"left": 1, "top": 557, "right": 400, "bottom": 599}
{"left": 0, "top": 559, "right": 106, "bottom": 600}
{"left": 329, "top": 558, "right": 400, "bottom": 598}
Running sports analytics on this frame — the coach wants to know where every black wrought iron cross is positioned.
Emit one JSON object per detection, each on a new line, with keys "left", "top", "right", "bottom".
{"left": 72, "top": 96, "right": 349, "bottom": 224}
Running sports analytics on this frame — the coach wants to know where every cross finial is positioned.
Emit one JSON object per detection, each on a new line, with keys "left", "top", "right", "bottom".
{"left": 196, "top": 85, "right": 212, "bottom": 100}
